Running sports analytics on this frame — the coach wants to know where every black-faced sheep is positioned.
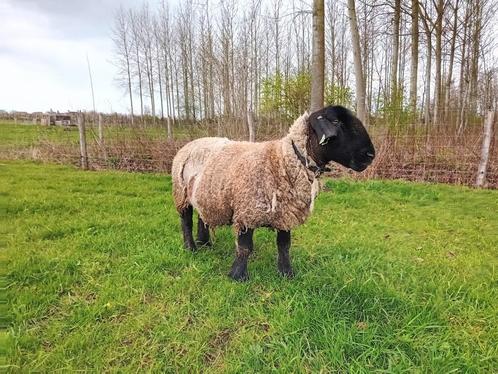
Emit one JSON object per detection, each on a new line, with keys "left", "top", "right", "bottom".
{"left": 172, "top": 105, "right": 375, "bottom": 281}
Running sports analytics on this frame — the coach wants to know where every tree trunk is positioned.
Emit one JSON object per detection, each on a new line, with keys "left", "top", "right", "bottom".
{"left": 457, "top": 5, "right": 470, "bottom": 132}
{"left": 409, "top": 0, "right": 419, "bottom": 116}
{"left": 444, "top": 0, "right": 459, "bottom": 121}
{"left": 419, "top": 5, "right": 432, "bottom": 127}
{"left": 327, "top": 0, "right": 337, "bottom": 91}
{"left": 469, "top": 2, "right": 482, "bottom": 116}
{"left": 310, "top": 0, "right": 325, "bottom": 112}
{"left": 135, "top": 43, "right": 144, "bottom": 119}
{"left": 347, "top": 0, "right": 367, "bottom": 124}
{"left": 433, "top": 0, "right": 444, "bottom": 125}
{"left": 247, "top": 110, "right": 255, "bottom": 142}
{"left": 391, "top": 0, "right": 401, "bottom": 104}
{"left": 157, "top": 48, "right": 164, "bottom": 120}
{"left": 273, "top": 0, "right": 281, "bottom": 73}
{"left": 475, "top": 111, "right": 495, "bottom": 187}
{"left": 126, "top": 57, "right": 134, "bottom": 125}
{"left": 113, "top": 8, "right": 134, "bottom": 124}
{"left": 424, "top": 36, "right": 432, "bottom": 126}
{"left": 167, "top": 116, "right": 172, "bottom": 139}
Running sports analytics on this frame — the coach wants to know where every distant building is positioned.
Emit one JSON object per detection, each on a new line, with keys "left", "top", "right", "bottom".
{"left": 31, "top": 112, "right": 44, "bottom": 124}
{"left": 41, "top": 112, "right": 76, "bottom": 126}
{"left": 12, "top": 111, "right": 30, "bottom": 123}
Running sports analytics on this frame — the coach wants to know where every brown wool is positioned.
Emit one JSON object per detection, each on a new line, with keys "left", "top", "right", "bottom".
{"left": 172, "top": 113, "right": 320, "bottom": 234}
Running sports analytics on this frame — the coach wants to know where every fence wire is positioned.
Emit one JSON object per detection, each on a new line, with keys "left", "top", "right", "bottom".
{"left": 1, "top": 119, "right": 496, "bottom": 188}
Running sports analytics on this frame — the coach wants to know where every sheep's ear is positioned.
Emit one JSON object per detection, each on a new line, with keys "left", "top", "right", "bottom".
{"left": 310, "top": 115, "right": 339, "bottom": 145}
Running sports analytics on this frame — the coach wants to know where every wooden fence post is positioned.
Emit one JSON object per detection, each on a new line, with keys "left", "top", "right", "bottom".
{"left": 475, "top": 110, "right": 495, "bottom": 187}
{"left": 98, "top": 113, "right": 104, "bottom": 144}
{"left": 98, "top": 113, "right": 108, "bottom": 164}
{"left": 167, "top": 116, "right": 172, "bottom": 139}
{"left": 247, "top": 110, "right": 255, "bottom": 142}
{"left": 78, "top": 112, "right": 89, "bottom": 170}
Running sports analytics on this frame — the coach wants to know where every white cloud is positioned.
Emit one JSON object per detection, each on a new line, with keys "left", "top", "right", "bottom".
{"left": 0, "top": 0, "right": 128, "bottom": 113}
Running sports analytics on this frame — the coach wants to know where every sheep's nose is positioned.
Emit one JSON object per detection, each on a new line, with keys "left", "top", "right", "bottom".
{"left": 365, "top": 151, "right": 375, "bottom": 159}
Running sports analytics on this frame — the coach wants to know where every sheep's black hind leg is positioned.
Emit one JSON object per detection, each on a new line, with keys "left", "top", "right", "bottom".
{"left": 180, "top": 205, "right": 196, "bottom": 251}
{"left": 229, "top": 228, "right": 254, "bottom": 281}
{"left": 277, "top": 230, "right": 294, "bottom": 278}
{"left": 196, "top": 217, "right": 211, "bottom": 246}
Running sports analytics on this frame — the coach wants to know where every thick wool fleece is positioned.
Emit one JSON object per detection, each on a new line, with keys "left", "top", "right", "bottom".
{"left": 172, "top": 113, "right": 319, "bottom": 233}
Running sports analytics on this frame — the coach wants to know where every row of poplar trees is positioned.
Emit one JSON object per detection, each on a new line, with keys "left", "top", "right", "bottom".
{"left": 112, "top": 0, "right": 497, "bottom": 131}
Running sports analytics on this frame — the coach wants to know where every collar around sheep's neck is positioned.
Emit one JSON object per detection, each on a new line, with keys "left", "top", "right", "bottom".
{"left": 291, "top": 140, "right": 330, "bottom": 178}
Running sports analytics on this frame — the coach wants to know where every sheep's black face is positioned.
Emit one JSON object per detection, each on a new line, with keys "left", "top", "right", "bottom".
{"left": 307, "top": 105, "right": 375, "bottom": 172}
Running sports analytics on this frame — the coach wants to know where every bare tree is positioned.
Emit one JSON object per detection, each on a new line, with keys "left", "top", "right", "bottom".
{"left": 326, "top": 0, "right": 337, "bottom": 90}
{"left": 112, "top": 6, "right": 135, "bottom": 123}
{"left": 311, "top": 0, "right": 325, "bottom": 112}
{"left": 129, "top": 9, "right": 144, "bottom": 119}
{"left": 347, "top": 0, "right": 367, "bottom": 124}
{"left": 391, "top": 0, "right": 401, "bottom": 105}
{"left": 218, "top": 0, "right": 236, "bottom": 118}
{"left": 409, "top": 0, "right": 419, "bottom": 116}
{"left": 432, "top": 0, "right": 444, "bottom": 125}
{"left": 153, "top": 19, "right": 164, "bottom": 120}
{"left": 138, "top": 3, "right": 156, "bottom": 121}
{"left": 419, "top": 1, "right": 435, "bottom": 126}
{"left": 158, "top": 0, "right": 174, "bottom": 136}
{"left": 444, "top": 0, "right": 460, "bottom": 121}
{"left": 111, "top": 0, "right": 497, "bottom": 131}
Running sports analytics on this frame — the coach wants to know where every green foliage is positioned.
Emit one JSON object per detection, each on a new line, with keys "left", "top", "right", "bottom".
{"left": 282, "top": 72, "right": 311, "bottom": 118}
{"left": 3, "top": 161, "right": 498, "bottom": 372}
{"left": 378, "top": 86, "right": 414, "bottom": 129}
{"left": 260, "top": 72, "right": 285, "bottom": 117}
{"left": 324, "top": 84, "right": 353, "bottom": 107}
{"left": 260, "top": 71, "right": 311, "bottom": 120}
{"left": 260, "top": 72, "right": 354, "bottom": 119}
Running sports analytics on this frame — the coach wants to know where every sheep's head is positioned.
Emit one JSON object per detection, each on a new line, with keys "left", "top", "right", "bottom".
{"left": 307, "top": 105, "right": 375, "bottom": 172}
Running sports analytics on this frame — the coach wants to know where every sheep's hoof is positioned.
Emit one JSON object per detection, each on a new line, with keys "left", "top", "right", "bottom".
{"left": 184, "top": 241, "right": 197, "bottom": 252}
{"left": 196, "top": 239, "right": 211, "bottom": 247}
{"left": 228, "top": 268, "right": 249, "bottom": 282}
{"left": 278, "top": 267, "right": 294, "bottom": 279}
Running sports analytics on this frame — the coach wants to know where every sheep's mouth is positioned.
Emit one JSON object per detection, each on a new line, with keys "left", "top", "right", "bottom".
{"left": 349, "top": 159, "right": 372, "bottom": 172}
{"left": 349, "top": 149, "right": 375, "bottom": 172}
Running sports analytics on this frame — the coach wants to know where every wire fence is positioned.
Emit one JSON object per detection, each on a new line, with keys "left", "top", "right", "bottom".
{"left": 1, "top": 115, "right": 497, "bottom": 188}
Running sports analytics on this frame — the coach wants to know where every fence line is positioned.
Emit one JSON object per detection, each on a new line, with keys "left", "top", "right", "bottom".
{"left": 1, "top": 113, "right": 496, "bottom": 188}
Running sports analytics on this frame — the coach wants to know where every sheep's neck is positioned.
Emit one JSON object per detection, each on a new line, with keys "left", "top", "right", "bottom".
{"left": 306, "top": 133, "right": 327, "bottom": 169}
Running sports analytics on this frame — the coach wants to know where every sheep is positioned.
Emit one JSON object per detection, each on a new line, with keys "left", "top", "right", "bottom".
{"left": 171, "top": 105, "right": 375, "bottom": 281}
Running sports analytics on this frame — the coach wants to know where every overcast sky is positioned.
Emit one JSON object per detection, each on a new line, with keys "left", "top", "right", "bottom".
{"left": 0, "top": 0, "right": 140, "bottom": 113}
{"left": 1, "top": 0, "right": 496, "bottom": 114}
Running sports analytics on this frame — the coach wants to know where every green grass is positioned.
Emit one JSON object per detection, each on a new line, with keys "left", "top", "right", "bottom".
{"left": 0, "top": 121, "right": 196, "bottom": 150}
{"left": 2, "top": 161, "right": 497, "bottom": 372}
{"left": 0, "top": 122, "right": 79, "bottom": 147}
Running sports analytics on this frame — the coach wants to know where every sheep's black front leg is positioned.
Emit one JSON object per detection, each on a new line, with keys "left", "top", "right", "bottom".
{"left": 277, "top": 230, "right": 294, "bottom": 278}
{"left": 196, "top": 217, "right": 211, "bottom": 246}
{"left": 180, "top": 205, "right": 196, "bottom": 251}
{"left": 229, "top": 228, "right": 254, "bottom": 281}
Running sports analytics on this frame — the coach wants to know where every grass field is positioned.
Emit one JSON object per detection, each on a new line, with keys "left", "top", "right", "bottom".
{"left": 0, "top": 122, "right": 80, "bottom": 147}
{"left": 0, "top": 121, "right": 196, "bottom": 149}
{"left": 2, "top": 161, "right": 497, "bottom": 372}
